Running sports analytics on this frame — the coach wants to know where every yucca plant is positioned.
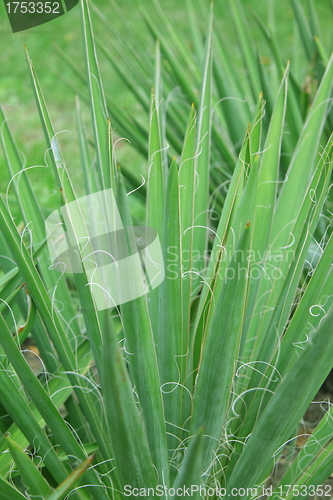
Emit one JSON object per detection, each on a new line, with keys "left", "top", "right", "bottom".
{"left": 55, "top": 0, "right": 333, "bottom": 208}
{"left": 0, "top": 1, "right": 333, "bottom": 499}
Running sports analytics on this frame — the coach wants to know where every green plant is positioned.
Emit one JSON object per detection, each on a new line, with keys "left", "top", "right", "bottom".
{"left": 56, "top": 0, "right": 333, "bottom": 204}
{"left": 0, "top": 1, "right": 333, "bottom": 499}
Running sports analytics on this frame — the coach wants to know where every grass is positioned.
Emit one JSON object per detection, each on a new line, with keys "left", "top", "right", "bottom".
{"left": 0, "top": 0, "right": 333, "bottom": 499}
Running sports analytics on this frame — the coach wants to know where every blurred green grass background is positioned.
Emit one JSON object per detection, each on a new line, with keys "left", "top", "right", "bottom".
{"left": 0, "top": 0, "right": 332, "bottom": 213}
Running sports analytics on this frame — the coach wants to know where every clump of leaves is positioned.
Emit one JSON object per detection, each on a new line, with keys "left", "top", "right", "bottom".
{"left": 0, "top": 1, "right": 333, "bottom": 499}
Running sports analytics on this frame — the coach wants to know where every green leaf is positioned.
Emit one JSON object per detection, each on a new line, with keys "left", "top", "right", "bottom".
{"left": 171, "top": 430, "right": 203, "bottom": 499}
{"left": 225, "top": 309, "right": 333, "bottom": 498}
{"left": 0, "top": 340, "right": 93, "bottom": 476}
{"left": 0, "top": 195, "right": 111, "bottom": 500}
{"left": 157, "top": 159, "right": 183, "bottom": 452}
{"left": 230, "top": 0, "right": 261, "bottom": 102}
{"left": 291, "top": 0, "right": 315, "bottom": 60}
{"left": 45, "top": 456, "right": 95, "bottom": 500}
{"left": 191, "top": 131, "right": 250, "bottom": 373}
{"left": 272, "top": 52, "right": 333, "bottom": 248}
{"left": 116, "top": 177, "right": 168, "bottom": 484}
{"left": 147, "top": 88, "right": 166, "bottom": 337}
{"left": 273, "top": 403, "right": 333, "bottom": 499}
{"left": 0, "top": 475, "right": 27, "bottom": 500}
{"left": 191, "top": 221, "right": 254, "bottom": 470}
{"left": 75, "top": 96, "right": 97, "bottom": 195}
{"left": 0, "top": 311, "right": 107, "bottom": 500}
{"left": 81, "top": 0, "right": 113, "bottom": 191}
{"left": 0, "top": 105, "right": 80, "bottom": 344}
{"left": 241, "top": 64, "right": 289, "bottom": 355}
{"left": 179, "top": 104, "right": 196, "bottom": 366}
{"left": 192, "top": 3, "right": 213, "bottom": 292}
{"left": 6, "top": 437, "right": 53, "bottom": 499}
{"left": 101, "top": 313, "right": 158, "bottom": 496}
{"left": 0, "top": 359, "right": 71, "bottom": 487}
